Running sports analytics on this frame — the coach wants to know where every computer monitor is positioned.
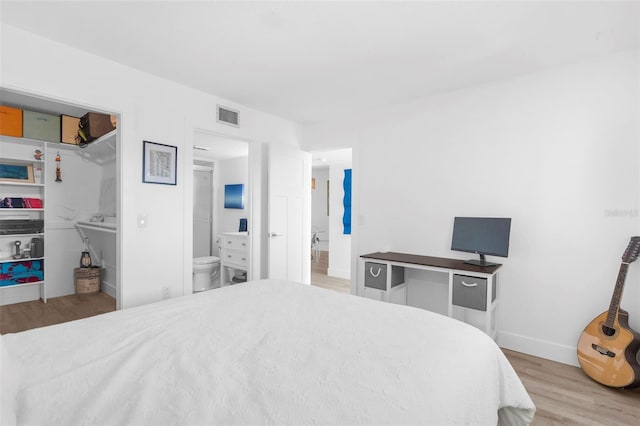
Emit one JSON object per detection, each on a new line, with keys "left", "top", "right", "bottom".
{"left": 451, "top": 217, "right": 511, "bottom": 266}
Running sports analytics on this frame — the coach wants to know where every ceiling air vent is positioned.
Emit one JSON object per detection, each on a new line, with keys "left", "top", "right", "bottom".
{"left": 217, "top": 105, "right": 239, "bottom": 127}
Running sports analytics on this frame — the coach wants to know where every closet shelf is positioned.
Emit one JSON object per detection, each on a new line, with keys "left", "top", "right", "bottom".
{"left": 2, "top": 130, "right": 116, "bottom": 165}
{"left": 76, "top": 130, "right": 117, "bottom": 165}
{"left": 0, "top": 232, "right": 44, "bottom": 238}
{"left": 0, "top": 156, "right": 44, "bottom": 165}
{"left": 0, "top": 183, "right": 44, "bottom": 188}
{"left": 0, "top": 256, "right": 44, "bottom": 265}
{"left": 75, "top": 220, "right": 117, "bottom": 234}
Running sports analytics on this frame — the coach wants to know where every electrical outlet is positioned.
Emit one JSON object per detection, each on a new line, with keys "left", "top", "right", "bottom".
{"left": 162, "top": 286, "right": 171, "bottom": 299}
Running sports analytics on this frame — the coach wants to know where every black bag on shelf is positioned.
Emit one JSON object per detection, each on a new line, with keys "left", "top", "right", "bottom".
{"left": 75, "top": 112, "right": 116, "bottom": 147}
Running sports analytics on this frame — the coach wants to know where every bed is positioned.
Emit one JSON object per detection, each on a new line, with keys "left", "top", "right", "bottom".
{"left": 1, "top": 279, "right": 535, "bottom": 425}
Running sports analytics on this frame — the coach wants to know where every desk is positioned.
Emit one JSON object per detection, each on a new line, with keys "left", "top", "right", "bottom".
{"left": 359, "top": 252, "right": 501, "bottom": 339}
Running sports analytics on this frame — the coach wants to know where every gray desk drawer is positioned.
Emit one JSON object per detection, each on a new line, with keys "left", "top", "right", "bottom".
{"left": 452, "top": 274, "right": 495, "bottom": 311}
{"left": 364, "top": 262, "right": 404, "bottom": 290}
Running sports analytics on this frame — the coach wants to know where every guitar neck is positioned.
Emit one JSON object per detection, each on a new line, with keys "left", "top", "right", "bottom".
{"left": 606, "top": 262, "right": 630, "bottom": 327}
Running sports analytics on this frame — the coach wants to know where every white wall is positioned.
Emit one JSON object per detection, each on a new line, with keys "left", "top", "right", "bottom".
{"left": 1, "top": 24, "right": 301, "bottom": 308}
{"left": 44, "top": 150, "right": 108, "bottom": 299}
{"left": 302, "top": 49, "right": 640, "bottom": 366}
{"left": 328, "top": 163, "right": 352, "bottom": 279}
{"left": 217, "top": 157, "right": 249, "bottom": 235}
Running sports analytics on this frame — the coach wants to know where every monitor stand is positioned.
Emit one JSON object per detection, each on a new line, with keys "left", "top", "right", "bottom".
{"left": 464, "top": 254, "right": 498, "bottom": 267}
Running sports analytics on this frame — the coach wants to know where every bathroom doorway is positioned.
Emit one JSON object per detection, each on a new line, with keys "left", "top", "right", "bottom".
{"left": 310, "top": 149, "right": 352, "bottom": 294}
{"left": 191, "top": 130, "right": 249, "bottom": 292}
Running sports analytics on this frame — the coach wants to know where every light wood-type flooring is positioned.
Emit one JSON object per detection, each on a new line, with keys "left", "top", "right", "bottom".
{"left": 0, "top": 291, "right": 115, "bottom": 334}
{"left": 311, "top": 250, "right": 351, "bottom": 294}
{"left": 2, "top": 275, "right": 639, "bottom": 424}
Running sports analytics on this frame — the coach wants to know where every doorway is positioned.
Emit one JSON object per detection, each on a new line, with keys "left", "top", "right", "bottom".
{"left": 190, "top": 130, "right": 250, "bottom": 292}
{"left": 310, "top": 149, "right": 352, "bottom": 293}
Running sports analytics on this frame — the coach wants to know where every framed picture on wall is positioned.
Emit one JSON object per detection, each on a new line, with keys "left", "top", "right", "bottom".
{"left": 0, "top": 163, "right": 35, "bottom": 183}
{"left": 224, "top": 184, "right": 244, "bottom": 209}
{"left": 142, "top": 141, "right": 177, "bottom": 185}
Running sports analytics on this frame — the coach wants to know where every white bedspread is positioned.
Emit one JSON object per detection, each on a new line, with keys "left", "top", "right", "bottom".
{"left": 1, "top": 279, "right": 535, "bottom": 425}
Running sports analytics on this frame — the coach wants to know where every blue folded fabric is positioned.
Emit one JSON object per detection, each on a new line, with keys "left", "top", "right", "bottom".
{"left": 1, "top": 197, "right": 27, "bottom": 208}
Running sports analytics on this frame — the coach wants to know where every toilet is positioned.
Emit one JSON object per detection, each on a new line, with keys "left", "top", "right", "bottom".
{"left": 193, "top": 256, "right": 220, "bottom": 292}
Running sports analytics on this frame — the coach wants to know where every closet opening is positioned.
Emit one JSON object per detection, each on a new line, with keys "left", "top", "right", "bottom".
{"left": 0, "top": 87, "right": 120, "bottom": 331}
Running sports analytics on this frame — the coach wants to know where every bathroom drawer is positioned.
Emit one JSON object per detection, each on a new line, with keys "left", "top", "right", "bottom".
{"left": 223, "top": 235, "right": 248, "bottom": 251}
{"left": 452, "top": 274, "right": 495, "bottom": 311}
{"left": 223, "top": 250, "right": 248, "bottom": 268}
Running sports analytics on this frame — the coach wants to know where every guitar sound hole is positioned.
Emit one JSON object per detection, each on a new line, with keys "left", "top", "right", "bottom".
{"left": 602, "top": 325, "right": 616, "bottom": 336}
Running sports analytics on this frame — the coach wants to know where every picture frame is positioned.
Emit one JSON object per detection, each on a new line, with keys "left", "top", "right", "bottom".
{"left": 0, "top": 163, "right": 35, "bottom": 183}
{"left": 142, "top": 141, "right": 177, "bottom": 185}
{"left": 224, "top": 184, "right": 244, "bottom": 209}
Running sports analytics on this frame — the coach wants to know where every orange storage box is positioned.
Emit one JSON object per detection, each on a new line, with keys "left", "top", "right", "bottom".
{"left": 0, "top": 106, "right": 23, "bottom": 137}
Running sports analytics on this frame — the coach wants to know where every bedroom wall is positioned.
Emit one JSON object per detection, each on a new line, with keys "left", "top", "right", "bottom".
{"left": 1, "top": 24, "right": 300, "bottom": 308}
{"left": 301, "top": 49, "right": 640, "bottom": 366}
{"left": 328, "top": 162, "right": 352, "bottom": 279}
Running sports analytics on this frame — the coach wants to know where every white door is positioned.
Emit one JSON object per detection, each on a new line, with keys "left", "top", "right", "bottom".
{"left": 268, "top": 144, "right": 311, "bottom": 284}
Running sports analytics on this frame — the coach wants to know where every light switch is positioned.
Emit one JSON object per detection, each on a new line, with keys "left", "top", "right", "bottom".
{"left": 137, "top": 214, "right": 148, "bottom": 228}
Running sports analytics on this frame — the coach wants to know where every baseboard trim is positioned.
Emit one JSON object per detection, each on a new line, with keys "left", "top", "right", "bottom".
{"left": 498, "top": 330, "right": 579, "bottom": 367}
{"left": 101, "top": 280, "right": 116, "bottom": 299}
{"left": 327, "top": 268, "right": 350, "bottom": 280}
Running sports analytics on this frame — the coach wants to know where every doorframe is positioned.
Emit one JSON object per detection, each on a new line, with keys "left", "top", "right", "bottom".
{"left": 182, "top": 124, "right": 260, "bottom": 296}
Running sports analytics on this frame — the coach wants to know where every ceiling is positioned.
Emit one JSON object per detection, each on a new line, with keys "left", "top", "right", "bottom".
{"left": 1, "top": 1, "right": 639, "bottom": 125}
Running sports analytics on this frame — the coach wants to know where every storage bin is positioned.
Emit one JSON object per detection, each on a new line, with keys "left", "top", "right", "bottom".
{"left": 23, "top": 110, "right": 60, "bottom": 142}
{"left": 0, "top": 106, "right": 23, "bottom": 137}
{"left": 364, "top": 262, "right": 404, "bottom": 290}
{"left": 74, "top": 267, "right": 102, "bottom": 293}
{"left": 452, "top": 274, "right": 495, "bottom": 311}
{"left": 0, "top": 260, "right": 43, "bottom": 286}
{"left": 60, "top": 115, "right": 81, "bottom": 144}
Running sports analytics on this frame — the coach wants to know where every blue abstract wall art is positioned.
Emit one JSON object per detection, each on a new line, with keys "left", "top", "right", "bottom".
{"left": 224, "top": 184, "right": 245, "bottom": 209}
{"left": 343, "top": 169, "right": 352, "bottom": 235}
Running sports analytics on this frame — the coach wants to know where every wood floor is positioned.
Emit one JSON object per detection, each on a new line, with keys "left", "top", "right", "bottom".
{"left": 311, "top": 250, "right": 351, "bottom": 294}
{"left": 2, "top": 273, "right": 639, "bottom": 425}
{"left": 503, "top": 349, "right": 640, "bottom": 425}
{"left": 0, "top": 291, "right": 115, "bottom": 334}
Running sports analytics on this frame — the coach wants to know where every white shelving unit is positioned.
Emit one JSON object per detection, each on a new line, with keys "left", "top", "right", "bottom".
{"left": 0, "top": 137, "right": 47, "bottom": 301}
{"left": 0, "top": 130, "right": 118, "bottom": 301}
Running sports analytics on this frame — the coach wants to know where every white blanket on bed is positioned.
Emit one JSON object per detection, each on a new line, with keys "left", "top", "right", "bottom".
{"left": 1, "top": 279, "right": 534, "bottom": 425}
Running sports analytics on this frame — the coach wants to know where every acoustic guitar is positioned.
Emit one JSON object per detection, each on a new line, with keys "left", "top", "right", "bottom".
{"left": 577, "top": 236, "right": 640, "bottom": 388}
